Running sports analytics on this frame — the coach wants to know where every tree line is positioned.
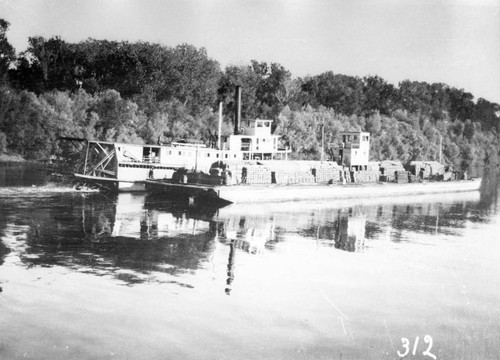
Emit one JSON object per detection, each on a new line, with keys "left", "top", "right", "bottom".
{"left": 0, "top": 19, "right": 499, "bottom": 172}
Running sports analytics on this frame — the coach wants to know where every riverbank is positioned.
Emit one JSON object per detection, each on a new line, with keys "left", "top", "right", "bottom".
{"left": 0, "top": 153, "right": 26, "bottom": 163}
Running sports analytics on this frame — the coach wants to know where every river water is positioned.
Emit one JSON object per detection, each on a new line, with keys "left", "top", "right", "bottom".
{"left": 0, "top": 165, "right": 499, "bottom": 360}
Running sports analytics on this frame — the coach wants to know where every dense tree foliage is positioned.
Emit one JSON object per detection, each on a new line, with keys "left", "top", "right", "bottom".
{"left": 0, "top": 19, "right": 498, "bottom": 173}
{"left": 0, "top": 19, "right": 16, "bottom": 85}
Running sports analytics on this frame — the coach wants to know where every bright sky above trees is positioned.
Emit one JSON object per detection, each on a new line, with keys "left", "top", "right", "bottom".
{"left": 1, "top": 0, "right": 499, "bottom": 103}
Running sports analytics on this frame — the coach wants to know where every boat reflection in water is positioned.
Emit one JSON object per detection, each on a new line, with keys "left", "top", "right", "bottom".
{"left": 216, "top": 189, "right": 484, "bottom": 254}
{"left": 10, "top": 187, "right": 486, "bottom": 291}
{"left": 15, "top": 193, "right": 220, "bottom": 286}
{"left": 143, "top": 193, "right": 283, "bottom": 295}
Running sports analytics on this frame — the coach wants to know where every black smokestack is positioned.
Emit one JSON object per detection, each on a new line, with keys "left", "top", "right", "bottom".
{"left": 234, "top": 85, "right": 241, "bottom": 135}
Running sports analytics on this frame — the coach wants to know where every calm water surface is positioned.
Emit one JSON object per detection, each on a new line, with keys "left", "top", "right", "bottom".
{"left": 0, "top": 165, "right": 499, "bottom": 360}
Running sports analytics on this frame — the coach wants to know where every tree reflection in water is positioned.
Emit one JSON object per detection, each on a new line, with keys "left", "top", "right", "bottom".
{"left": 0, "top": 237, "right": 8, "bottom": 266}
{"left": 0, "top": 238, "right": 8, "bottom": 293}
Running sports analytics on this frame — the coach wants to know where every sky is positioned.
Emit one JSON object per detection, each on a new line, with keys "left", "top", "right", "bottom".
{"left": 1, "top": 0, "right": 500, "bottom": 104}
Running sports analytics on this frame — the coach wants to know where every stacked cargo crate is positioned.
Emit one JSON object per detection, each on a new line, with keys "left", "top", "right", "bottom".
{"left": 395, "top": 170, "right": 409, "bottom": 183}
{"left": 410, "top": 161, "right": 445, "bottom": 180}
{"left": 351, "top": 170, "right": 379, "bottom": 183}
{"left": 273, "top": 170, "right": 315, "bottom": 185}
{"left": 242, "top": 165, "right": 272, "bottom": 184}
{"left": 379, "top": 161, "right": 405, "bottom": 182}
{"left": 313, "top": 165, "right": 342, "bottom": 183}
{"left": 418, "top": 165, "right": 431, "bottom": 179}
{"left": 367, "top": 162, "right": 380, "bottom": 173}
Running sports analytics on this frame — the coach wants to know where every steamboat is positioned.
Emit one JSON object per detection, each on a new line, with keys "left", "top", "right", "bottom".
{"left": 75, "top": 87, "right": 481, "bottom": 201}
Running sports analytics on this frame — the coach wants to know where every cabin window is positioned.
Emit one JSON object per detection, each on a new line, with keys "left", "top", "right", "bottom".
{"left": 207, "top": 153, "right": 210, "bottom": 157}
{"left": 353, "top": 135, "right": 358, "bottom": 141}
{"left": 216, "top": 154, "right": 219, "bottom": 158}
{"left": 143, "top": 147, "right": 159, "bottom": 161}
{"left": 264, "top": 122, "right": 270, "bottom": 127}
{"left": 257, "top": 122, "right": 263, "bottom": 127}
{"left": 234, "top": 154, "right": 237, "bottom": 158}
{"left": 241, "top": 138, "right": 251, "bottom": 151}
{"left": 225, "top": 154, "right": 228, "bottom": 159}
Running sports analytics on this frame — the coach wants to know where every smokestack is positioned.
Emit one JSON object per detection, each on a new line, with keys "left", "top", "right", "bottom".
{"left": 218, "top": 101, "right": 222, "bottom": 150}
{"left": 234, "top": 85, "right": 241, "bottom": 135}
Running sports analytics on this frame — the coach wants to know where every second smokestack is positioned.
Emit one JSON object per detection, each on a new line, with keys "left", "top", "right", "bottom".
{"left": 234, "top": 85, "right": 241, "bottom": 135}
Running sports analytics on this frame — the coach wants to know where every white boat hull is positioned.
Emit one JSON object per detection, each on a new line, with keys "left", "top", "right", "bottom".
{"left": 145, "top": 178, "right": 482, "bottom": 204}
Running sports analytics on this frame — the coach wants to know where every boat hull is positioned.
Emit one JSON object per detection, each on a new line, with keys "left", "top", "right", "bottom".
{"left": 144, "top": 178, "right": 482, "bottom": 204}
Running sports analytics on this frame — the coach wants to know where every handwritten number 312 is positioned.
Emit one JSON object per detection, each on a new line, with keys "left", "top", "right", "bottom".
{"left": 397, "top": 335, "right": 436, "bottom": 359}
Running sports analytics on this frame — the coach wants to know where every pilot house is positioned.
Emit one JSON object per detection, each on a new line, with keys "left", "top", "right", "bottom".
{"left": 337, "top": 131, "right": 370, "bottom": 170}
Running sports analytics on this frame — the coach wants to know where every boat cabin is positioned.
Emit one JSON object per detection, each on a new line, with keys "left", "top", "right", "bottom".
{"left": 337, "top": 131, "right": 370, "bottom": 170}
{"left": 77, "top": 119, "right": 291, "bottom": 191}
{"left": 221, "top": 119, "right": 289, "bottom": 160}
